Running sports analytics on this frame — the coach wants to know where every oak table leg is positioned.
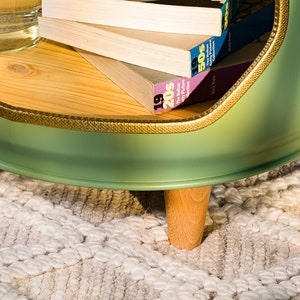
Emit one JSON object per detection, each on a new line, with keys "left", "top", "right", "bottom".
{"left": 164, "top": 186, "right": 211, "bottom": 250}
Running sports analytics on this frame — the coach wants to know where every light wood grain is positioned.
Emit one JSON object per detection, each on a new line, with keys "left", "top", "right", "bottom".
{"left": 164, "top": 186, "right": 211, "bottom": 249}
{"left": 0, "top": 39, "right": 216, "bottom": 121}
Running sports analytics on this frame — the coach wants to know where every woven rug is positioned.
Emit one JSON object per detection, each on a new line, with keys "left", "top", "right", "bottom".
{"left": 0, "top": 160, "right": 300, "bottom": 299}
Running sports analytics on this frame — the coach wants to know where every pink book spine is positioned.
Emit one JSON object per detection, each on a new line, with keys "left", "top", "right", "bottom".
{"left": 152, "top": 70, "right": 210, "bottom": 112}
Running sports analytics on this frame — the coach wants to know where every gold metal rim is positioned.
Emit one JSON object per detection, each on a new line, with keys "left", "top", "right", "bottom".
{"left": 0, "top": 0, "right": 289, "bottom": 134}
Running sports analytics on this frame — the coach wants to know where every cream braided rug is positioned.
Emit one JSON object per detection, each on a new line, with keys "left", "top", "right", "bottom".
{"left": 0, "top": 160, "right": 300, "bottom": 300}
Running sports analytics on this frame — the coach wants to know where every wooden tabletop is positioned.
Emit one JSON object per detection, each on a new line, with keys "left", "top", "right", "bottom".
{"left": 0, "top": 39, "right": 216, "bottom": 122}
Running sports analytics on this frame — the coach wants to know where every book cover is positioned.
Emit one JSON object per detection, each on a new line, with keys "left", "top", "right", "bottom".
{"left": 77, "top": 33, "right": 270, "bottom": 113}
{"left": 39, "top": 0, "right": 274, "bottom": 78}
{"left": 41, "top": 0, "right": 243, "bottom": 36}
{"left": 216, "top": 0, "right": 275, "bottom": 62}
{"left": 190, "top": 0, "right": 274, "bottom": 76}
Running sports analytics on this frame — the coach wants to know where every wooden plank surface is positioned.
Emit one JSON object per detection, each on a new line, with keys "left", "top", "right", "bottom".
{"left": 0, "top": 39, "right": 215, "bottom": 121}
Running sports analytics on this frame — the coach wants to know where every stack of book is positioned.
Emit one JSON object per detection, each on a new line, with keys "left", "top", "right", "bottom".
{"left": 39, "top": 0, "right": 275, "bottom": 113}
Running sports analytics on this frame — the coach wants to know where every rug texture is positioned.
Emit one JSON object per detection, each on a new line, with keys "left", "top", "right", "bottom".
{"left": 0, "top": 160, "right": 300, "bottom": 300}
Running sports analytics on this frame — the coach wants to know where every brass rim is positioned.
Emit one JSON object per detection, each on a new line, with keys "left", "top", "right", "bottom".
{"left": 0, "top": 0, "right": 289, "bottom": 134}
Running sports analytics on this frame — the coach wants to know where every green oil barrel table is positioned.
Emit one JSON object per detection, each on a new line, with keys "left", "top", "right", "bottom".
{"left": 0, "top": 0, "right": 299, "bottom": 249}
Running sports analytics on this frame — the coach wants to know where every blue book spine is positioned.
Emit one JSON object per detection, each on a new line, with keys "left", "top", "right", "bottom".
{"left": 226, "top": 0, "right": 245, "bottom": 25}
{"left": 190, "top": 30, "right": 228, "bottom": 77}
{"left": 221, "top": 0, "right": 244, "bottom": 31}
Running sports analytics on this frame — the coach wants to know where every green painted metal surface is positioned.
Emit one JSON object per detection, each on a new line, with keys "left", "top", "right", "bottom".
{"left": 0, "top": 0, "right": 299, "bottom": 190}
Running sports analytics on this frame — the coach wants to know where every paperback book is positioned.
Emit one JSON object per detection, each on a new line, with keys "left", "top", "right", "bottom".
{"left": 77, "top": 33, "right": 270, "bottom": 113}
{"left": 41, "top": 0, "right": 243, "bottom": 36}
{"left": 179, "top": 34, "right": 270, "bottom": 110}
{"left": 38, "top": 0, "right": 274, "bottom": 78}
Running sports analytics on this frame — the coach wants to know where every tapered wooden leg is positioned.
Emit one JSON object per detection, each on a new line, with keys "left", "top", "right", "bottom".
{"left": 164, "top": 186, "right": 211, "bottom": 250}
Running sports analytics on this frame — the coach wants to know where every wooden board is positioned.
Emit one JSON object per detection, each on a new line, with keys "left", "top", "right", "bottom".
{"left": 0, "top": 39, "right": 216, "bottom": 121}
